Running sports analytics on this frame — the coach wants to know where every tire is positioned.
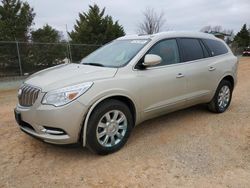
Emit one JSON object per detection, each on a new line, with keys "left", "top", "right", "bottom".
{"left": 208, "top": 79, "right": 233, "bottom": 113}
{"left": 86, "top": 99, "right": 133, "bottom": 155}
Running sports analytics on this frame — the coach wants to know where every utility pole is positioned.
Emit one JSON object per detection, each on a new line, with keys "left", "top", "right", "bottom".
{"left": 15, "top": 39, "right": 23, "bottom": 76}
{"left": 66, "top": 24, "right": 72, "bottom": 63}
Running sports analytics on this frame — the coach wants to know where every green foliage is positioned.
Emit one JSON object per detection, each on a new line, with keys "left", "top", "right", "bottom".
{"left": 0, "top": 0, "right": 35, "bottom": 76}
{"left": 0, "top": 2, "right": 126, "bottom": 76}
{"left": 0, "top": 0, "right": 35, "bottom": 41}
{"left": 31, "top": 24, "right": 61, "bottom": 43}
{"left": 234, "top": 24, "right": 250, "bottom": 48}
{"left": 69, "top": 4, "right": 125, "bottom": 62}
{"left": 29, "top": 24, "right": 67, "bottom": 69}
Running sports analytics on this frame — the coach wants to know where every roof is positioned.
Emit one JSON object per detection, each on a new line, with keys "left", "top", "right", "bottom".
{"left": 117, "top": 31, "right": 218, "bottom": 41}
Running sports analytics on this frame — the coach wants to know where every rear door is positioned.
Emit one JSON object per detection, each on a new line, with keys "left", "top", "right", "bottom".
{"left": 177, "top": 38, "right": 218, "bottom": 104}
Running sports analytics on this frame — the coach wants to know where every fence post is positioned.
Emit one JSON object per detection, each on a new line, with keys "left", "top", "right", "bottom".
{"left": 15, "top": 41, "right": 23, "bottom": 76}
{"left": 68, "top": 43, "right": 72, "bottom": 63}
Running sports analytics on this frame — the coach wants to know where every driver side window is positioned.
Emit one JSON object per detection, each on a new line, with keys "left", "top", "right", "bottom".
{"left": 147, "top": 39, "right": 180, "bottom": 67}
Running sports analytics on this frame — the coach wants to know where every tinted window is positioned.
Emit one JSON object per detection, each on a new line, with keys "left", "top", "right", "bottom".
{"left": 203, "top": 39, "right": 228, "bottom": 56}
{"left": 147, "top": 39, "right": 180, "bottom": 66}
{"left": 200, "top": 40, "right": 210, "bottom": 58}
{"left": 179, "top": 38, "right": 204, "bottom": 62}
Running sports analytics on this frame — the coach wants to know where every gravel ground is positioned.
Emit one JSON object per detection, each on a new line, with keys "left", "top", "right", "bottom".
{"left": 0, "top": 57, "right": 250, "bottom": 188}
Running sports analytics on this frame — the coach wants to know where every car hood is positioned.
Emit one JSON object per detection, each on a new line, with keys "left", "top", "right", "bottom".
{"left": 25, "top": 63, "right": 118, "bottom": 92}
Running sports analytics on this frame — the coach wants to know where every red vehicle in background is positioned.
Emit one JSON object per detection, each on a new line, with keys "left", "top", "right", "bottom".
{"left": 243, "top": 47, "right": 250, "bottom": 56}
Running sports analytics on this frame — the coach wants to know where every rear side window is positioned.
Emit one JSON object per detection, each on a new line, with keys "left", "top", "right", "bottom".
{"left": 203, "top": 39, "right": 228, "bottom": 56}
{"left": 178, "top": 38, "right": 204, "bottom": 62}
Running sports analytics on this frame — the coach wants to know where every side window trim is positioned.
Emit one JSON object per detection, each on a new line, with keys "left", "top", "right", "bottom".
{"left": 176, "top": 38, "right": 186, "bottom": 63}
{"left": 176, "top": 38, "right": 184, "bottom": 62}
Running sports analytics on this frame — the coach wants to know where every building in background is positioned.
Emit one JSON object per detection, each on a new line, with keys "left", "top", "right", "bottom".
{"left": 209, "top": 31, "right": 231, "bottom": 40}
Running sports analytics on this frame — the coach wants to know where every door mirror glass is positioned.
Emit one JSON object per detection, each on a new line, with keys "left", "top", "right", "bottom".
{"left": 143, "top": 54, "right": 162, "bottom": 67}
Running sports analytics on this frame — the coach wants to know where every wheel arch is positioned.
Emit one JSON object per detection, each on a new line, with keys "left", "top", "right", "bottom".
{"left": 220, "top": 74, "right": 235, "bottom": 90}
{"left": 81, "top": 94, "right": 137, "bottom": 147}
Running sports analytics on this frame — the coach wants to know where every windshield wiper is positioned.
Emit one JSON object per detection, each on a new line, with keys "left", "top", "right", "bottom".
{"left": 82, "top": 63, "right": 104, "bottom": 67}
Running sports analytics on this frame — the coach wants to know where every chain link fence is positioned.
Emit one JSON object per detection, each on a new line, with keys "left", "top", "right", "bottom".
{"left": 0, "top": 41, "right": 101, "bottom": 78}
{"left": 0, "top": 40, "right": 243, "bottom": 79}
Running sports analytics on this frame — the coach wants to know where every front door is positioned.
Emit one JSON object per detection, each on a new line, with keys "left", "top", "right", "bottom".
{"left": 136, "top": 39, "right": 188, "bottom": 120}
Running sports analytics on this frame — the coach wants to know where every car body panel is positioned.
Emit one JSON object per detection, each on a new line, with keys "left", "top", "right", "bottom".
{"left": 25, "top": 63, "right": 118, "bottom": 92}
{"left": 15, "top": 94, "right": 87, "bottom": 144}
{"left": 14, "top": 31, "right": 238, "bottom": 146}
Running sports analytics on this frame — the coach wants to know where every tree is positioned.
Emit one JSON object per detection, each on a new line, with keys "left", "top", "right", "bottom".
{"left": 137, "top": 8, "right": 166, "bottom": 34}
{"left": 69, "top": 4, "right": 125, "bottom": 62}
{"left": 31, "top": 24, "right": 61, "bottom": 43}
{"left": 0, "top": 0, "right": 35, "bottom": 76}
{"left": 30, "top": 24, "right": 67, "bottom": 68}
{"left": 0, "top": 0, "right": 35, "bottom": 41}
{"left": 200, "top": 25, "right": 232, "bottom": 34}
{"left": 234, "top": 24, "right": 250, "bottom": 48}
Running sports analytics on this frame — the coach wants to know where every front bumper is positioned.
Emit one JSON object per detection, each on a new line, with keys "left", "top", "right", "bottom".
{"left": 14, "top": 95, "right": 88, "bottom": 145}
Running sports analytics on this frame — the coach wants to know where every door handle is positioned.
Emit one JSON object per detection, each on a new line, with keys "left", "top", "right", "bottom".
{"left": 176, "top": 73, "right": 184, "bottom": 78}
{"left": 209, "top": 66, "right": 216, "bottom": 71}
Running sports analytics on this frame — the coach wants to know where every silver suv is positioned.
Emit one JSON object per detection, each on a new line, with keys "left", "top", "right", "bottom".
{"left": 14, "top": 32, "right": 238, "bottom": 154}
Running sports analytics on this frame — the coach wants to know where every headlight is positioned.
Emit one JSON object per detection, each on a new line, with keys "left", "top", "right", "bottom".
{"left": 42, "top": 82, "right": 93, "bottom": 107}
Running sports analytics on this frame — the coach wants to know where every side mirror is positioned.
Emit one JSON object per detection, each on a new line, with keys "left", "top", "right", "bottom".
{"left": 143, "top": 54, "right": 162, "bottom": 67}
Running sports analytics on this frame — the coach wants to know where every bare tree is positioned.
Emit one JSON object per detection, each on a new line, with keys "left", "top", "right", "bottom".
{"left": 222, "top": 29, "right": 234, "bottom": 36}
{"left": 137, "top": 8, "right": 166, "bottom": 34}
{"left": 200, "top": 25, "right": 225, "bottom": 33}
{"left": 200, "top": 25, "right": 212, "bottom": 33}
{"left": 212, "top": 25, "right": 223, "bottom": 32}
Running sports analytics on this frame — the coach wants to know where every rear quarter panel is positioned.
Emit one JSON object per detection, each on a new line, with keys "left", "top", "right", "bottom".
{"left": 209, "top": 52, "right": 238, "bottom": 99}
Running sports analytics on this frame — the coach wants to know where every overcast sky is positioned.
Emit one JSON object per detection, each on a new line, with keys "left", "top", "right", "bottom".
{"left": 26, "top": 0, "right": 250, "bottom": 37}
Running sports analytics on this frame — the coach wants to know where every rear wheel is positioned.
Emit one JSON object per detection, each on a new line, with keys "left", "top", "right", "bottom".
{"left": 208, "top": 80, "right": 233, "bottom": 113}
{"left": 86, "top": 99, "right": 133, "bottom": 155}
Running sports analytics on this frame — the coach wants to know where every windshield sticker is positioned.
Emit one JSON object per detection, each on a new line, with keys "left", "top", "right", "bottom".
{"left": 131, "top": 40, "right": 148, "bottom": 44}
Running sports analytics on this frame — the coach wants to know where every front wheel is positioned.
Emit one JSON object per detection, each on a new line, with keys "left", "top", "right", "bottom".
{"left": 208, "top": 80, "right": 233, "bottom": 113}
{"left": 86, "top": 99, "right": 133, "bottom": 155}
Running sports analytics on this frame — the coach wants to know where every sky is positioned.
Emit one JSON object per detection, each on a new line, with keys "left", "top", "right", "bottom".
{"left": 26, "top": 0, "right": 250, "bottom": 37}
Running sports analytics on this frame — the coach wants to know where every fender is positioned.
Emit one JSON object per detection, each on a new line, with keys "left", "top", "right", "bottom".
{"left": 209, "top": 72, "right": 235, "bottom": 100}
{"left": 217, "top": 72, "right": 235, "bottom": 88}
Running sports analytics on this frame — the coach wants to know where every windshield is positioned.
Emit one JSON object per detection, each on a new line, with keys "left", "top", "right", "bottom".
{"left": 81, "top": 39, "right": 149, "bottom": 67}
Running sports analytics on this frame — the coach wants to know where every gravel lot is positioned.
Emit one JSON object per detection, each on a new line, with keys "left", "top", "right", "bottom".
{"left": 0, "top": 57, "right": 250, "bottom": 188}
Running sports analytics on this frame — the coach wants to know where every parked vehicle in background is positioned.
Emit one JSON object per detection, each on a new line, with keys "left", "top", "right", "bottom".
{"left": 14, "top": 31, "right": 238, "bottom": 155}
{"left": 243, "top": 47, "right": 250, "bottom": 56}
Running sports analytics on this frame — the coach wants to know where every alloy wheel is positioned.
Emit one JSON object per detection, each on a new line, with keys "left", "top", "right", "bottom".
{"left": 96, "top": 110, "right": 127, "bottom": 147}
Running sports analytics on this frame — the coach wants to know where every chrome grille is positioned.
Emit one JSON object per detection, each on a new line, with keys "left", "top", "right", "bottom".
{"left": 18, "top": 85, "right": 40, "bottom": 107}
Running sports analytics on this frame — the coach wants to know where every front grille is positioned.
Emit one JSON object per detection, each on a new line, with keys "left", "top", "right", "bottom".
{"left": 18, "top": 85, "right": 40, "bottom": 107}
